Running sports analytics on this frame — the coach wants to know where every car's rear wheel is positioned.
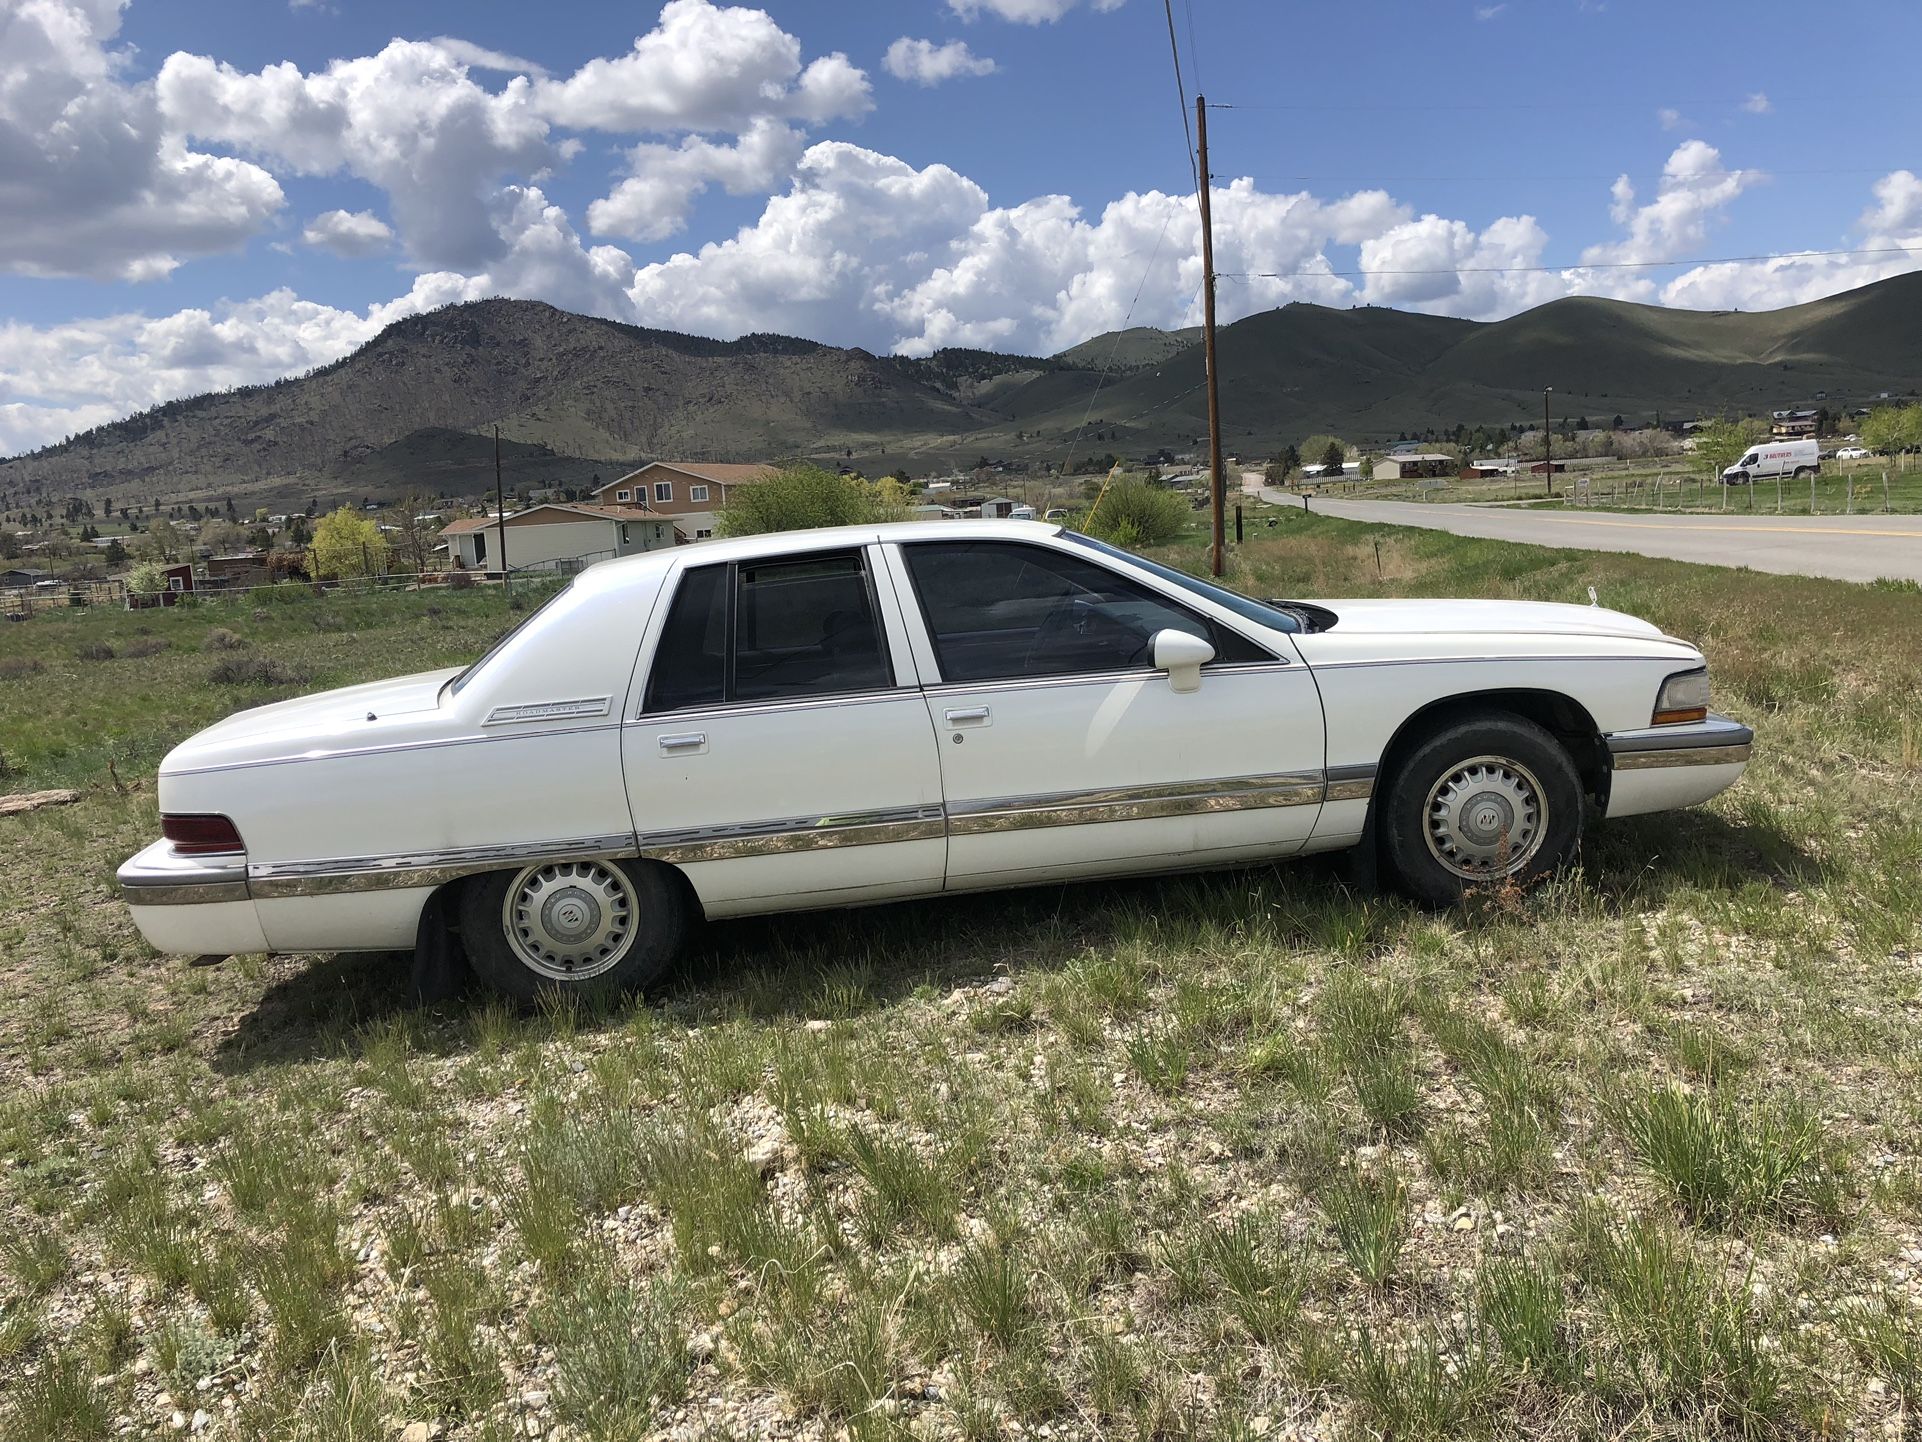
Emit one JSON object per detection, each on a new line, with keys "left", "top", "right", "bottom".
{"left": 458, "top": 857, "right": 685, "bottom": 1001}
{"left": 1379, "top": 713, "right": 1583, "bottom": 906}
{"left": 1793, "top": 466, "right": 1815, "bottom": 479}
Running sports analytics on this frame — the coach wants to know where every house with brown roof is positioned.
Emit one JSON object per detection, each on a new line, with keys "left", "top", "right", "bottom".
{"left": 590, "top": 461, "right": 778, "bottom": 540}
{"left": 440, "top": 504, "right": 677, "bottom": 575}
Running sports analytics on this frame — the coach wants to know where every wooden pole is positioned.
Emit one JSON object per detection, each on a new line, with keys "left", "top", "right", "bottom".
{"left": 494, "top": 425, "right": 509, "bottom": 589}
{"left": 1196, "top": 95, "right": 1226, "bottom": 578}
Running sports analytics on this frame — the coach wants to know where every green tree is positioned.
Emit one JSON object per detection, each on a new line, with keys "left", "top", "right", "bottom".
{"left": 1320, "top": 440, "right": 1346, "bottom": 475}
{"left": 104, "top": 538, "right": 128, "bottom": 568}
{"left": 716, "top": 464, "right": 909, "bottom": 537}
{"left": 1859, "top": 404, "right": 1921, "bottom": 457}
{"left": 142, "top": 517, "right": 181, "bottom": 561}
{"left": 1263, "top": 451, "right": 1295, "bottom": 486}
{"left": 1080, "top": 478, "right": 1188, "bottom": 549}
{"left": 307, "top": 506, "right": 389, "bottom": 579}
{"left": 125, "top": 560, "right": 167, "bottom": 596}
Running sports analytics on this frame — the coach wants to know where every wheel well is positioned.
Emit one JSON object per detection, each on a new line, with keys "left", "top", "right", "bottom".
{"left": 1373, "top": 689, "right": 1609, "bottom": 811}
{"left": 426, "top": 855, "right": 708, "bottom": 940}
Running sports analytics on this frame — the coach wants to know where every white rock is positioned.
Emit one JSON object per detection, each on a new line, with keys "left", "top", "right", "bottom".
{"left": 190, "top": 1410, "right": 209, "bottom": 1433}
{"left": 169, "top": 1413, "right": 186, "bottom": 1432}
{"left": 804, "top": 1019, "right": 832, "bottom": 1033}
{"left": 399, "top": 1424, "right": 432, "bottom": 1442}
{"left": 522, "top": 1390, "right": 549, "bottom": 1409}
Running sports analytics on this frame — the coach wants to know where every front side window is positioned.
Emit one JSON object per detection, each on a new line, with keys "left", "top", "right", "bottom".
{"left": 616, "top": 489, "right": 630, "bottom": 501}
{"left": 644, "top": 551, "right": 892, "bottom": 712}
{"left": 690, "top": 484, "right": 710, "bottom": 503}
{"left": 654, "top": 481, "right": 674, "bottom": 503}
{"left": 902, "top": 541, "right": 1265, "bottom": 684}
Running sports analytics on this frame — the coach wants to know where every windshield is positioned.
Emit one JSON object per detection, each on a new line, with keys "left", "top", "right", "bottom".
{"left": 1064, "top": 531, "right": 1304, "bottom": 633}
{"left": 447, "top": 582, "right": 573, "bottom": 696}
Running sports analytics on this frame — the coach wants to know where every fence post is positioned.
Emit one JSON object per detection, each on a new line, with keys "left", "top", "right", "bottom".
{"left": 1810, "top": 471, "right": 1816, "bottom": 515}
{"left": 1884, "top": 469, "right": 1892, "bottom": 513}
{"left": 1775, "top": 475, "right": 1782, "bottom": 514}
{"left": 1846, "top": 473, "right": 1853, "bottom": 514}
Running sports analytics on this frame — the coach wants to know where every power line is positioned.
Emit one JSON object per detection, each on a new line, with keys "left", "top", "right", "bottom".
{"left": 1161, "top": 0, "right": 1197, "bottom": 192}
{"left": 1221, "top": 166, "right": 1906, "bottom": 186}
{"left": 1217, "top": 245, "right": 1920, "bottom": 281}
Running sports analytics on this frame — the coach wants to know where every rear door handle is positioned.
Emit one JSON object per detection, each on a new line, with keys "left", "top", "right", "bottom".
{"left": 945, "top": 706, "right": 991, "bottom": 727}
{"left": 659, "top": 732, "right": 707, "bottom": 754}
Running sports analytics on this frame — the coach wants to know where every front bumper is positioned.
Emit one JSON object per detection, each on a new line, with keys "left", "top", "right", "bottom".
{"left": 1603, "top": 713, "right": 1753, "bottom": 819}
{"left": 119, "top": 840, "right": 269, "bottom": 955}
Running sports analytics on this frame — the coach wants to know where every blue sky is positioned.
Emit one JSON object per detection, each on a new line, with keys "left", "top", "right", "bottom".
{"left": 3, "top": 0, "right": 1919, "bottom": 453}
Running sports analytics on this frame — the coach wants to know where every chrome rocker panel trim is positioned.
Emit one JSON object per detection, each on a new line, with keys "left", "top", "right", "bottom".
{"left": 1606, "top": 714, "right": 1754, "bottom": 771}
{"left": 128, "top": 772, "right": 1383, "bottom": 904}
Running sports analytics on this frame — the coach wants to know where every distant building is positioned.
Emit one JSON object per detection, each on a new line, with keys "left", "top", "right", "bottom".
{"left": 1372, "top": 453, "right": 1455, "bottom": 481}
{"left": 0, "top": 566, "right": 52, "bottom": 587}
{"left": 589, "top": 461, "right": 777, "bottom": 540}
{"left": 1464, "top": 458, "right": 1520, "bottom": 477}
{"left": 1770, "top": 409, "right": 1819, "bottom": 439}
{"left": 440, "top": 504, "right": 678, "bottom": 575}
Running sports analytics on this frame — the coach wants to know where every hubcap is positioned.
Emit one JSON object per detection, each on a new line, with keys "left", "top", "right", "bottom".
{"left": 1422, "top": 755, "right": 1547, "bottom": 881}
{"left": 501, "top": 860, "right": 638, "bottom": 981}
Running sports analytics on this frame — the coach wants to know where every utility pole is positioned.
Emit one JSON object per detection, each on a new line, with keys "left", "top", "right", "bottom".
{"left": 494, "top": 425, "right": 509, "bottom": 590}
{"left": 1196, "top": 94, "right": 1226, "bottom": 578}
{"left": 1543, "top": 387, "right": 1554, "bottom": 498}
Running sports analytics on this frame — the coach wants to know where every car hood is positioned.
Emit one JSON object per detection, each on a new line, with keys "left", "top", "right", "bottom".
{"left": 1313, "top": 598, "right": 1669, "bottom": 642}
{"left": 162, "top": 668, "right": 462, "bottom": 772}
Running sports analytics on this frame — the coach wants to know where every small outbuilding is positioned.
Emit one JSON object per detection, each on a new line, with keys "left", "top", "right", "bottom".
{"left": 1372, "top": 453, "right": 1456, "bottom": 481}
{"left": 441, "top": 504, "right": 678, "bottom": 576}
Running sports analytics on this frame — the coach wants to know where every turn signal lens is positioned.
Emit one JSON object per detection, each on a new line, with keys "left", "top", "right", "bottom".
{"left": 162, "top": 814, "right": 245, "bottom": 855}
{"left": 1652, "top": 668, "right": 1710, "bottom": 726}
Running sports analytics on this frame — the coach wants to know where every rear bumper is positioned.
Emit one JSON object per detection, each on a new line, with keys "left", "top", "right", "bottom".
{"left": 119, "top": 840, "right": 269, "bottom": 955}
{"left": 1603, "top": 713, "right": 1753, "bottom": 819}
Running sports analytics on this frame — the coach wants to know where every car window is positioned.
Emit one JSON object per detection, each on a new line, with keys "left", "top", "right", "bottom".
{"left": 643, "top": 564, "right": 727, "bottom": 713}
{"left": 902, "top": 540, "right": 1266, "bottom": 684}
{"left": 644, "top": 552, "right": 892, "bottom": 713}
{"left": 1064, "top": 531, "right": 1302, "bottom": 634}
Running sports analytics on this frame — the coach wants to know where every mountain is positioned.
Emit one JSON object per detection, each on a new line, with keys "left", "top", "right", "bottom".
{"left": 6, "top": 275, "right": 1920, "bottom": 511}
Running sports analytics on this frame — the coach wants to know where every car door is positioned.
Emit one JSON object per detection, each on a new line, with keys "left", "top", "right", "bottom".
{"left": 621, "top": 544, "right": 946, "bottom": 916}
{"left": 886, "top": 536, "right": 1327, "bottom": 888}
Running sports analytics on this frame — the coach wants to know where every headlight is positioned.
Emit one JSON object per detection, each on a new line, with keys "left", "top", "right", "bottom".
{"left": 1652, "top": 667, "right": 1710, "bottom": 725}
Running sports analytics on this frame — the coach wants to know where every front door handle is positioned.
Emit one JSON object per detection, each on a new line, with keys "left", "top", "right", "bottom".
{"left": 659, "top": 732, "right": 707, "bottom": 754}
{"left": 945, "top": 706, "right": 991, "bottom": 727}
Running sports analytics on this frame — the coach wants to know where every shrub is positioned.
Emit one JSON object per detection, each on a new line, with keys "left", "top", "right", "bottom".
{"left": 716, "top": 464, "right": 908, "bottom": 537}
{"left": 122, "top": 637, "right": 167, "bottom": 658}
{"left": 1080, "top": 478, "right": 1189, "bottom": 548}
{"left": 208, "top": 656, "right": 309, "bottom": 688}
{"left": 445, "top": 570, "right": 477, "bottom": 591}
{"left": 0, "top": 657, "right": 45, "bottom": 680}
{"left": 202, "top": 628, "right": 248, "bottom": 652}
{"left": 75, "top": 641, "right": 115, "bottom": 662}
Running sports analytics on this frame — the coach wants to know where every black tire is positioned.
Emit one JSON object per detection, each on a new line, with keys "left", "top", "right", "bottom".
{"left": 457, "top": 857, "right": 686, "bottom": 1002}
{"left": 1726, "top": 470, "right": 1749, "bottom": 486}
{"left": 1379, "top": 713, "right": 1584, "bottom": 907}
{"left": 1793, "top": 466, "right": 1814, "bottom": 479}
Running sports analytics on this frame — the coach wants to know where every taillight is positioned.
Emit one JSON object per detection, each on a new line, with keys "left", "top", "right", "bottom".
{"left": 162, "top": 814, "right": 245, "bottom": 855}
{"left": 1652, "top": 667, "right": 1711, "bottom": 726}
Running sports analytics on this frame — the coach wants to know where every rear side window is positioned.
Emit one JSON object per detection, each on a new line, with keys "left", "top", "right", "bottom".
{"left": 643, "top": 552, "right": 892, "bottom": 712}
{"left": 643, "top": 565, "right": 727, "bottom": 713}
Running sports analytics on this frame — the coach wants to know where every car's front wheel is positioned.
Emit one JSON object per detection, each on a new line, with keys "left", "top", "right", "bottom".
{"left": 1379, "top": 713, "right": 1584, "bottom": 906}
{"left": 458, "top": 857, "right": 686, "bottom": 1001}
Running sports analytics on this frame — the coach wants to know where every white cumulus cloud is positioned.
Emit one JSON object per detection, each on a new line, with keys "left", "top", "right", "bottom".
{"left": 1572, "top": 140, "right": 1762, "bottom": 299}
{"left": 884, "top": 37, "right": 997, "bottom": 85}
{"left": 948, "top": 0, "right": 1125, "bottom": 23}
{"left": 532, "top": 0, "right": 869, "bottom": 133}
{"left": 301, "top": 208, "right": 394, "bottom": 256}
{"left": 0, "top": 0, "right": 283, "bottom": 280}
{"left": 1741, "top": 91, "right": 1771, "bottom": 114}
{"left": 587, "top": 119, "right": 805, "bottom": 242}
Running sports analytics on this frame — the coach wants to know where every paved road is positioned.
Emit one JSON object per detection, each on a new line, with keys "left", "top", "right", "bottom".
{"left": 1254, "top": 487, "right": 1922, "bottom": 584}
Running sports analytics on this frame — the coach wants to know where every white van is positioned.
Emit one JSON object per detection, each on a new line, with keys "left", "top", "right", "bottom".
{"left": 1722, "top": 438, "right": 1818, "bottom": 484}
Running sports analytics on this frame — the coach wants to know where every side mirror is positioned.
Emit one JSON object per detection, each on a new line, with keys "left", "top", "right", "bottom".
{"left": 1152, "top": 629, "right": 1215, "bottom": 693}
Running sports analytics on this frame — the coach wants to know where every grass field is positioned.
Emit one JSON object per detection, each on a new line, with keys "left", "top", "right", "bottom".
{"left": 3, "top": 515, "right": 1921, "bottom": 1441}
{"left": 1351, "top": 463, "right": 1922, "bottom": 518}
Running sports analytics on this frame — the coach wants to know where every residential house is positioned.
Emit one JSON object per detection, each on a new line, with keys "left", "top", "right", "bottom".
{"left": 440, "top": 504, "right": 677, "bottom": 575}
{"left": 0, "top": 566, "right": 52, "bottom": 588}
{"left": 589, "top": 461, "right": 778, "bottom": 541}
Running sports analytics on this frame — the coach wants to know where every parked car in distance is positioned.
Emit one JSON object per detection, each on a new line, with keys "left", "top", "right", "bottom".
{"left": 121, "top": 520, "right": 1752, "bottom": 999}
{"left": 1835, "top": 446, "right": 1871, "bottom": 460}
{"left": 1721, "top": 438, "right": 1819, "bottom": 484}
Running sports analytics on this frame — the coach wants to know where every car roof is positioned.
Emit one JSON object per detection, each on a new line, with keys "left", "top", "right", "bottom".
{"left": 573, "top": 518, "right": 1069, "bottom": 596}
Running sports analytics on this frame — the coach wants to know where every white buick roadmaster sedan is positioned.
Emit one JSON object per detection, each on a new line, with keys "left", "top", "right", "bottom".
{"left": 121, "top": 520, "right": 1752, "bottom": 999}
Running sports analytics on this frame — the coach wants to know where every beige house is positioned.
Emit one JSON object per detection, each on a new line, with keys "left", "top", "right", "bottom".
{"left": 590, "top": 461, "right": 778, "bottom": 540}
{"left": 440, "top": 504, "right": 677, "bottom": 575}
